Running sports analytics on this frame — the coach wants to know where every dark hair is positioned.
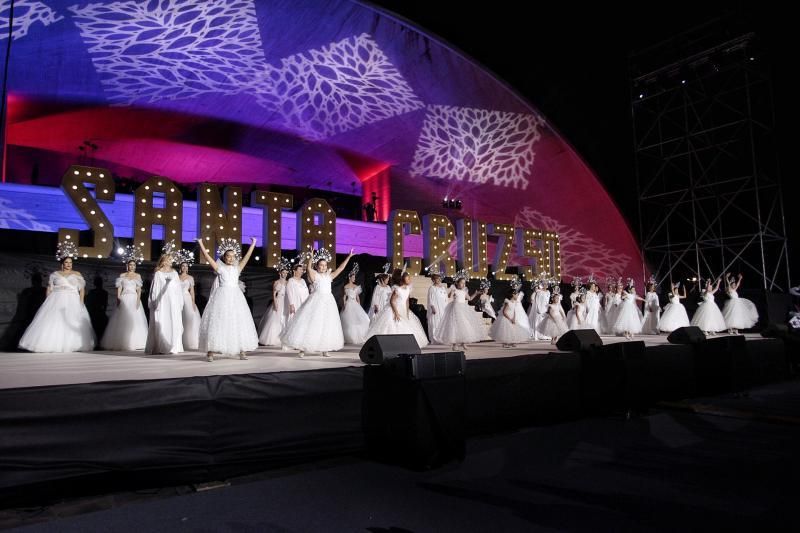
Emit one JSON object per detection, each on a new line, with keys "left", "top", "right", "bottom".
{"left": 506, "top": 288, "right": 518, "bottom": 300}
{"left": 391, "top": 268, "right": 405, "bottom": 287}
{"left": 293, "top": 263, "right": 304, "bottom": 271}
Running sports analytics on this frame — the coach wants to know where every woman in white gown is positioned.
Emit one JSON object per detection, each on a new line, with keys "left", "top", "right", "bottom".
{"left": 539, "top": 293, "right": 569, "bottom": 344}
{"left": 196, "top": 237, "right": 259, "bottom": 361}
{"left": 258, "top": 258, "right": 290, "bottom": 346}
{"left": 369, "top": 271, "right": 393, "bottom": 322}
{"left": 658, "top": 283, "right": 690, "bottom": 333}
{"left": 599, "top": 279, "right": 615, "bottom": 335}
{"left": 366, "top": 268, "right": 430, "bottom": 348}
{"left": 528, "top": 281, "right": 551, "bottom": 340}
{"left": 145, "top": 250, "right": 184, "bottom": 355}
{"left": 509, "top": 277, "right": 531, "bottom": 336}
{"left": 101, "top": 248, "right": 148, "bottom": 350}
{"left": 340, "top": 262, "right": 370, "bottom": 344}
{"left": 477, "top": 280, "right": 497, "bottom": 322}
{"left": 281, "top": 248, "right": 355, "bottom": 357}
{"left": 437, "top": 272, "right": 485, "bottom": 350}
{"left": 176, "top": 251, "right": 201, "bottom": 351}
{"left": 567, "top": 292, "right": 589, "bottom": 330}
{"left": 19, "top": 243, "right": 95, "bottom": 353}
{"left": 426, "top": 270, "right": 449, "bottom": 344}
{"left": 584, "top": 281, "right": 602, "bottom": 333}
{"left": 691, "top": 278, "right": 727, "bottom": 335}
{"left": 613, "top": 281, "right": 645, "bottom": 339}
{"left": 722, "top": 273, "right": 759, "bottom": 334}
{"left": 490, "top": 289, "right": 530, "bottom": 347}
{"left": 641, "top": 279, "right": 661, "bottom": 335}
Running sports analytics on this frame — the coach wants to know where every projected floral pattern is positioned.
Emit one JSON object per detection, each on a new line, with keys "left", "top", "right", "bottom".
{"left": 254, "top": 34, "right": 424, "bottom": 140}
{"left": 0, "top": 0, "right": 62, "bottom": 41}
{"left": 410, "top": 106, "right": 543, "bottom": 189}
{"left": 68, "top": 0, "right": 268, "bottom": 103}
{"left": 513, "top": 206, "right": 632, "bottom": 279}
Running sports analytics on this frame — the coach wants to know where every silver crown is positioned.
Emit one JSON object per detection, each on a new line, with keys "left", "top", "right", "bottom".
{"left": 509, "top": 276, "right": 522, "bottom": 291}
{"left": 216, "top": 238, "right": 241, "bottom": 261}
{"left": 120, "top": 245, "right": 145, "bottom": 265}
{"left": 174, "top": 249, "right": 195, "bottom": 266}
{"left": 348, "top": 262, "right": 360, "bottom": 278}
{"left": 312, "top": 248, "right": 332, "bottom": 264}
{"left": 426, "top": 263, "right": 442, "bottom": 277}
{"left": 56, "top": 241, "right": 79, "bottom": 261}
{"left": 479, "top": 278, "right": 491, "bottom": 290}
{"left": 274, "top": 256, "right": 291, "bottom": 272}
{"left": 453, "top": 269, "right": 468, "bottom": 282}
{"left": 161, "top": 239, "right": 178, "bottom": 256}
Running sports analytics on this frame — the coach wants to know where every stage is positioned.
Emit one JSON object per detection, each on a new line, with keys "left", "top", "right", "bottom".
{"left": 0, "top": 333, "right": 790, "bottom": 507}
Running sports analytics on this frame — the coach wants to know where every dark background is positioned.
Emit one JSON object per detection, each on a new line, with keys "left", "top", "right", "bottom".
{"left": 367, "top": 0, "right": 798, "bottom": 284}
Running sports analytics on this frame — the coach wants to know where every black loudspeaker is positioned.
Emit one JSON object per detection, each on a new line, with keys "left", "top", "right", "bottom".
{"left": 385, "top": 351, "right": 466, "bottom": 379}
{"left": 359, "top": 334, "right": 421, "bottom": 364}
{"left": 667, "top": 326, "right": 706, "bottom": 344}
{"left": 556, "top": 329, "right": 603, "bottom": 351}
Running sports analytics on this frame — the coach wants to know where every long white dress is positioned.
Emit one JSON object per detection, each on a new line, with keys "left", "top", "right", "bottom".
{"left": 368, "top": 284, "right": 393, "bottom": 321}
{"left": 613, "top": 291, "right": 643, "bottom": 335}
{"left": 641, "top": 291, "right": 661, "bottom": 335}
{"left": 199, "top": 264, "right": 258, "bottom": 355}
{"left": 599, "top": 292, "right": 613, "bottom": 334}
{"left": 584, "top": 291, "right": 601, "bottom": 333}
{"left": 437, "top": 287, "right": 485, "bottom": 345}
{"left": 512, "top": 296, "right": 531, "bottom": 334}
{"left": 427, "top": 283, "right": 449, "bottom": 344}
{"left": 606, "top": 293, "right": 623, "bottom": 332}
{"left": 528, "top": 288, "right": 551, "bottom": 340}
{"left": 100, "top": 276, "right": 148, "bottom": 350}
{"left": 281, "top": 272, "right": 344, "bottom": 352}
{"left": 145, "top": 270, "right": 184, "bottom": 354}
{"left": 478, "top": 293, "right": 497, "bottom": 320}
{"left": 258, "top": 279, "right": 286, "bottom": 346}
{"left": 490, "top": 298, "right": 530, "bottom": 344}
{"left": 366, "top": 285, "right": 430, "bottom": 348}
{"left": 19, "top": 272, "right": 96, "bottom": 352}
{"left": 180, "top": 276, "right": 201, "bottom": 350}
{"left": 539, "top": 301, "right": 569, "bottom": 339}
{"left": 722, "top": 289, "right": 759, "bottom": 330}
{"left": 283, "top": 277, "right": 310, "bottom": 329}
{"left": 658, "top": 292, "right": 690, "bottom": 332}
{"left": 691, "top": 291, "right": 727, "bottom": 333}
{"left": 340, "top": 285, "right": 370, "bottom": 344}
{"left": 567, "top": 302, "right": 589, "bottom": 330}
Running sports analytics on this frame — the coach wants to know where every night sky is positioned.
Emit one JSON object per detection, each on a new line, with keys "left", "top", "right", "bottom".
{"left": 368, "top": 0, "right": 798, "bottom": 283}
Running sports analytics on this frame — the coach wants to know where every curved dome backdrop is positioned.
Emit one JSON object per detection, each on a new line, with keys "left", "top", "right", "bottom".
{"left": 1, "top": 0, "right": 643, "bottom": 281}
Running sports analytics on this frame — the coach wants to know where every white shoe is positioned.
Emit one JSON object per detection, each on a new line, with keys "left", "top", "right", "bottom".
{"left": 298, "top": 351, "right": 305, "bottom": 358}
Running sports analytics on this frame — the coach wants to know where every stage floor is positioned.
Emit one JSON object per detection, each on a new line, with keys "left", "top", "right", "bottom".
{"left": 0, "top": 334, "right": 765, "bottom": 390}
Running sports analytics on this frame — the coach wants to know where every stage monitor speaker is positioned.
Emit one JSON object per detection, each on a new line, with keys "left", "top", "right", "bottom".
{"left": 359, "top": 334, "right": 421, "bottom": 364}
{"left": 556, "top": 329, "right": 602, "bottom": 352}
{"left": 667, "top": 326, "right": 705, "bottom": 344}
{"left": 385, "top": 351, "right": 466, "bottom": 380}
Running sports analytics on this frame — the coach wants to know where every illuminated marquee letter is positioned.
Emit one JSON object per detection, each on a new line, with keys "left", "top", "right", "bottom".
{"left": 456, "top": 218, "right": 488, "bottom": 279}
{"left": 488, "top": 223, "right": 515, "bottom": 280}
{"left": 59, "top": 165, "right": 115, "bottom": 259}
{"left": 252, "top": 191, "right": 293, "bottom": 267}
{"left": 423, "top": 214, "right": 456, "bottom": 277}
{"left": 297, "top": 198, "right": 337, "bottom": 268}
{"left": 133, "top": 177, "right": 183, "bottom": 261}
{"left": 196, "top": 184, "right": 242, "bottom": 264}
{"left": 387, "top": 209, "right": 422, "bottom": 276}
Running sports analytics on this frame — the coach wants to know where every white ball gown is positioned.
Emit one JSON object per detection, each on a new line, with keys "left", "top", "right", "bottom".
{"left": 490, "top": 299, "right": 531, "bottom": 344}
{"left": 722, "top": 289, "right": 759, "bottom": 330}
{"left": 365, "top": 285, "right": 429, "bottom": 348}
{"left": 283, "top": 277, "right": 310, "bottom": 329}
{"left": 145, "top": 269, "right": 184, "bottom": 354}
{"left": 281, "top": 272, "right": 345, "bottom": 353}
{"left": 512, "top": 295, "right": 531, "bottom": 335}
{"left": 539, "top": 302, "right": 569, "bottom": 339}
{"left": 479, "top": 294, "right": 497, "bottom": 321}
{"left": 658, "top": 292, "right": 690, "bottom": 332}
{"left": 340, "top": 285, "right": 370, "bottom": 344}
{"left": 691, "top": 291, "right": 727, "bottom": 333}
{"left": 641, "top": 291, "right": 661, "bottom": 335}
{"left": 567, "top": 302, "right": 590, "bottom": 330}
{"left": 613, "top": 291, "right": 643, "bottom": 335}
{"left": 436, "top": 287, "right": 485, "bottom": 345}
{"left": 368, "top": 284, "right": 393, "bottom": 321}
{"left": 100, "top": 275, "right": 148, "bottom": 350}
{"left": 19, "top": 272, "right": 96, "bottom": 352}
{"left": 426, "top": 283, "right": 449, "bottom": 344}
{"left": 528, "top": 288, "right": 550, "bottom": 340}
{"left": 199, "top": 263, "right": 258, "bottom": 355}
{"left": 584, "top": 291, "right": 601, "bottom": 332}
{"left": 180, "top": 275, "right": 201, "bottom": 350}
{"left": 258, "top": 279, "right": 286, "bottom": 346}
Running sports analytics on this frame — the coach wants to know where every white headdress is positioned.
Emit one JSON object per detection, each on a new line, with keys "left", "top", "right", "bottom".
{"left": 509, "top": 276, "right": 523, "bottom": 292}
{"left": 426, "top": 263, "right": 442, "bottom": 277}
{"left": 120, "top": 245, "right": 145, "bottom": 265}
{"left": 174, "top": 249, "right": 195, "bottom": 266}
{"left": 479, "top": 278, "right": 491, "bottom": 290}
{"left": 56, "top": 241, "right": 79, "bottom": 261}
{"left": 274, "top": 256, "right": 291, "bottom": 272}
{"left": 312, "top": 248, "right": 332, "bottom": 264}
{"left": 348, "top": 262, "right": 360, "bottom": 278}
{"left": 161, "top": 239, "right": 178, "bottom": 256}
{"left": 216, "top": 238, "right": 241, "bottom": 261}
{"left": 453, "top": 269, "right": 468, "bottom": 282}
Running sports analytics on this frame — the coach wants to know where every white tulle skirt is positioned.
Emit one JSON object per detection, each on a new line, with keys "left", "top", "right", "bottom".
{"left": 641, "top": 308, "right": 661, "bottom": 335}
{"left": 690, "top": 300, "right": 727, "bottom": 333}
{"left": 181, "top": 292, "right": 201, "bottom": 351}
{"left": 199, "top": 285, "right": 258, "bottom": 355}
{"left": 436, "top": 301, "right": 485, "bottom": 344}
{"left": 539, "top": 314, "right": 568, "bottom": 339}
{"left": 340, "top": 300, "right": 370, "bottom": 344}
{"left": 19, "top": 290, "right": 96, "bottom": 353}
{"left": 258, "top": 306, "right": 285, "bottom": 346}
{"left": 101, "top": 292, "right": 148, "bottom": 350}
{"left": 281, "top": 291, "right": 344, "bottom": 352}
{"left": 490, "top": 315, "right": 530, "bottom": 344}
{"left": 722, "top": 297, "right": 759, "bottom": 329}
{"left": 613, "top": 301, "right": 643, "bottom": 334}
{"left": 365, "top": 306, "right": 430, "bottom": 348}
{"left": 658, "top": 302, "right": 690, "bottom": 332}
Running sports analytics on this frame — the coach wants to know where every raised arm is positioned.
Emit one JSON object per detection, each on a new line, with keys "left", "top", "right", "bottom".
{"left": 196, "top": 238, "right": 218, "bottom": 271}
{"left": 306, "top": 254, "right": 316, "bottom": 284}
{"left": 238, "top": 237, "right": 257, "bottom": 270}
{"left": 330, "top": 249, "right": 355, "bottom": 280}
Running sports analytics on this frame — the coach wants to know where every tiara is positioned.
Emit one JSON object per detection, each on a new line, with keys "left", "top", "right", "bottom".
{"left": 375, "top": 262, "right": 392, "bottom": 277}
{"left": 312, "top": 248, "right": 332, "bottom": 264}
{"left": 119, "top": 244, "right": 145, "bottom": 265}
{"left": 587, "top": 273, "right": 596, "bottom": 285}
{"left": 571, "top": 276, "right": 582, "bottom": 289}
{"left": 161, "top": 239, "right": 178, "bottom": 256}
{"left": 479, "top": 278, "right": 491, "bottom": 290}
{"left": 56, "top": 241, "right": 79, "bottom": 261}
{"left": 552, "top": 284, "right": 561, "bottom": 294}
{"left": 274, "top": 256, "right": 291, "bottom": 272}
{"left": 647, "top": 274, "right": 657, "bottom": 287}
{"left": 295, "top": 250, "right": 312, "bottom": 264}
{"left": 173, "top": 248, "right": 194, "bottom": 266}
{"left": 216, "top": 238, "right": 242, "bottom": 261}
{"left": 509, "top": 276, "right": 522, "bottom": 291}
{"left": 348, "top": 262, "right": 360, "bottom": 278}
{"left": 453, "top": 269, "right": 468, "bottom": 282}
{"left": 426, "top": 263, "right": 441, "bottom": 277}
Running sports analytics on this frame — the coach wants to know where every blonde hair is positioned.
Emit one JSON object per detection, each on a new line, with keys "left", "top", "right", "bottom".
{"left": 155, "top": 254, "right": 173, "bottom": 271}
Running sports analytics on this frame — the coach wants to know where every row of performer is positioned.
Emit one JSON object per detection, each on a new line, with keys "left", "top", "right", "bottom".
{"left": 17, "top": 240, "right": 759, "bottom": 358}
